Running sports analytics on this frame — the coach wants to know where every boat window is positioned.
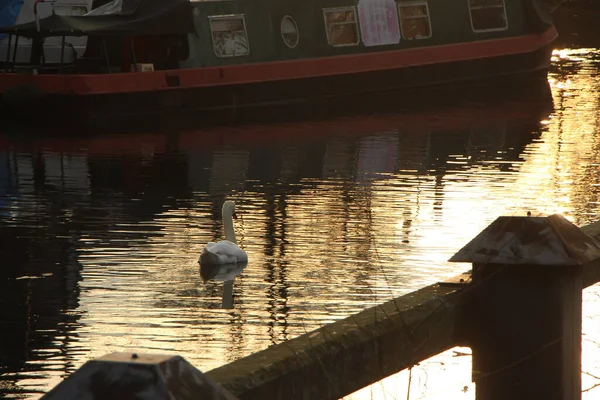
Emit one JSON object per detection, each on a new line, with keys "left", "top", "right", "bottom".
{"left": 281, "top": 16, "right": 299, "bottom": 48}
{"left": 397, "top": 1, "right": 432, "bottom": 39}
{"left": 209, "top": 15, "right": 250, "bottom": 57}
{"left": 322, "top": 7, "right": 360, "bottom": 47}
{"left": 467, "top": 0, "right": 507, "bottom": 32}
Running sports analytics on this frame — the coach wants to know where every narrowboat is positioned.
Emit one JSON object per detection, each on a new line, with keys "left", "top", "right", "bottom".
{"left": 0, "top": 0, "right": 557, "bottom": 119}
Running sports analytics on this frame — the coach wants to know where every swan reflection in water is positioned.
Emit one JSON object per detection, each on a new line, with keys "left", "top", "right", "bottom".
{"left": 200, "top": 261, "right": 248, "bottom": 309}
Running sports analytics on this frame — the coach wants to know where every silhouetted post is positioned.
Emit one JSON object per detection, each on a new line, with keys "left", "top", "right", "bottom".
{"left": 40, "top": 352, "right": 239, "bottom": 399}
{"left": 449, "top": 213, "right": 600, "bottom": 400}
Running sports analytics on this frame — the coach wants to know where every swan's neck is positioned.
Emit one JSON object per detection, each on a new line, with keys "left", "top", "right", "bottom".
{"left": 223, "top": 213, "right": 237, "bottom": 243}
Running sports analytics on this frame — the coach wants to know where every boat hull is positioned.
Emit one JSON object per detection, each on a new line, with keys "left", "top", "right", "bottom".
{"left": 0, "top": 30, "right": 555, "bottom": 124}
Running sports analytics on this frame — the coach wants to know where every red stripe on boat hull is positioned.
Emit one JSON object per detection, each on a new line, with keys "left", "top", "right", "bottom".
{"left": 0, "top": 26, "right": 557, "bottom": 96}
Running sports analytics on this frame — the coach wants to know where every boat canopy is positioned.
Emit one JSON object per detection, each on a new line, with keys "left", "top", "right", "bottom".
{"left": 0, "top": 0, "right": 194, "bottom": 37}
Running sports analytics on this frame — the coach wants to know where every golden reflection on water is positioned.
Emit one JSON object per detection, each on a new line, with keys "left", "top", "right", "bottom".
{"left": 346, "top": 48, "right": 600, "bottom": 399}
{"left": 2, "top": 48, "right": 600, "bottom": 399}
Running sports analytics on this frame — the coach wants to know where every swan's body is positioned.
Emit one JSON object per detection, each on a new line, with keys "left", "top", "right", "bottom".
{"left": 199, "top": 200, "right": 248, "bottom": 265}
{"left": 200, "top": 240, "right": 248, "bottom": 265}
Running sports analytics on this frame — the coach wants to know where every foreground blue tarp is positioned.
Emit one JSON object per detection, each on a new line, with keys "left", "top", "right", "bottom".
{"left": 0, "top": 0, "right": 23, "bottom": 38}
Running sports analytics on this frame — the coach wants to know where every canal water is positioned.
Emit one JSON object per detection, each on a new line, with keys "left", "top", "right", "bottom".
{"left": 1, "top": 48, "right": 600, "bottom": 399}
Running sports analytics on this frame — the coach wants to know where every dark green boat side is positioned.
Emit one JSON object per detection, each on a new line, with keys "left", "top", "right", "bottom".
{"left": 0, "top": 0, "right": 557, "bottom": 118}
{"left": 183, "top": 0, "right": 553, "bottom": 67}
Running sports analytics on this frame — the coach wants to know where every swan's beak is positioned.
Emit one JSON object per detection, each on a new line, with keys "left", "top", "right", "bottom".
{"left": 232, "top": 212, "right": 238, "bottom": 220}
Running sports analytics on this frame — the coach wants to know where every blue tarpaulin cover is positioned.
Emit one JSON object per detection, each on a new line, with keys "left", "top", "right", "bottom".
{"left": 0, "top": 0, "right": 23, "bottom": 38}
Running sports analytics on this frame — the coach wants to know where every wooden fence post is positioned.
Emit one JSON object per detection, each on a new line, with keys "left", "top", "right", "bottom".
{"left": 449, "top": 213, "right": 600, "bottom": 400}
{"left": 40, "top": 352, "right": 239, "bottom": 400}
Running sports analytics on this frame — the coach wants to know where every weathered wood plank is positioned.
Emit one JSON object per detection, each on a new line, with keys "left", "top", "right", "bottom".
{"left": 206, "top": 283, "right": 463, "bottom": 400}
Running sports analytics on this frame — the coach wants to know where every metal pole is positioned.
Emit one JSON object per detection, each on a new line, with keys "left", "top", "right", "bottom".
{"left": 101, "top": 37, "right": 111, "bottom": 74}
{"left": 129, "top": 36, "right": 137, "bottom": 70}
{"left": 11, "top": 35, "right": 19, "bottom": 68}
{"left": 40, "top": 37, "right": 45, "bottom": 65}
{"left": 59, "top": 35, "right": 65, "bottom": 72}
{"left": 5, "top": 34, "right": 12, "bottom": 67}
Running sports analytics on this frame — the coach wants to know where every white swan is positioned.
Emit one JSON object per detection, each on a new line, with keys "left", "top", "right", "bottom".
{"left": 199, "top": 200, "right": 248, "bottom": 265}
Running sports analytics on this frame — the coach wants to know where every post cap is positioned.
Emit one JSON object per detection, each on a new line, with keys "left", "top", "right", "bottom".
{"left": 40, "top": 352, "right": 239, "bottom": 399}
{"left": 448, "top": 213, "right": 600, "bottom": 266}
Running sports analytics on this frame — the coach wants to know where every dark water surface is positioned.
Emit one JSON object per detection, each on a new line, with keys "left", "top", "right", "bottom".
{"left": 1, "top": 47, "right": 600, "bottom": 399}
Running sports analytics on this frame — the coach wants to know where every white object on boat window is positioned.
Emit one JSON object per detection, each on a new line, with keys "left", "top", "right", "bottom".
{"left": 280, "top": 15, "right": 299, "bottom": 49}
{"left": 209, "top": 14, "right": 250, "bottom": 57}
{"left": 358, "top": 0, "right": 401, "bottom": 47}
{"left": 323, "top": 7, "right": 360, "bottom": 47}
{"left": 398, "top": 1, "right": 432, "bottom": 39}
{"left": 467, "top": 0, "right": 508, "bottom": 32}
